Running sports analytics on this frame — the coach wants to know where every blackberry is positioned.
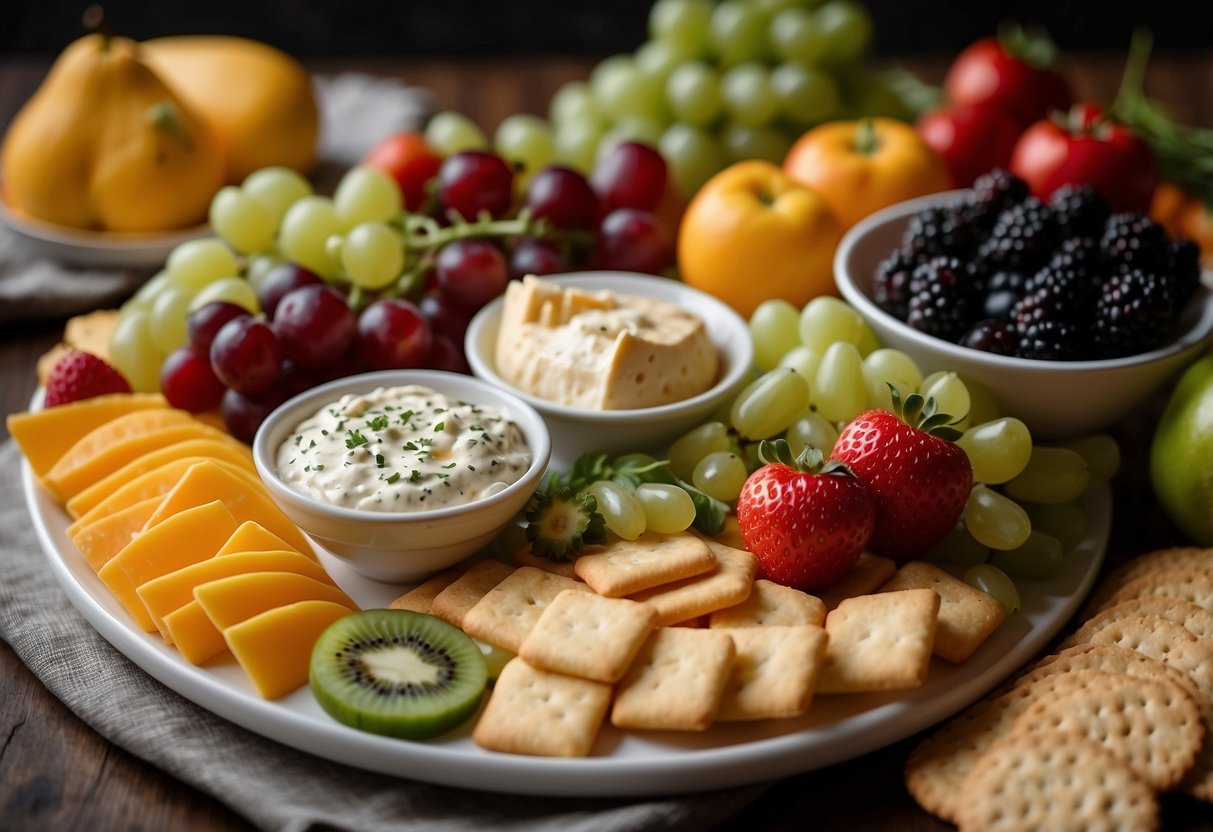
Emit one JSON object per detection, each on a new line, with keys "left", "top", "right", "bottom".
{"left": 982, "top": 270, "right": 1028, "bottom": 321}
{"left": 970, "top": 168, "right": 1029, "bottom": 229}
{"left": 1100, "top": 213, "right": 1170, "bottom": 273}
{"left": 1166, "top": 239, "right": 1202, "bottom": 309}
{"left": 905, "top": 256, "right": 979, "bottom": 342}
{"left": 1017, "top": 320, "right": 1086, "bottom": 360}
{"left": 1049, "top": 184, "right": 1110, "bottom": 239}
{"left": 962, "top": 319, "right": 1017, "bottom": 355}
{"left": 977, "top": 197, "right": 1059, "bottom": 273}
{"left": 1092, "top": 269, "right": 1177, "bottom": 358}
{"left": 873, "top": 248, "right": 917, "bottom": 320}
{"left": 1058, "top": 235, "right": 1099, "bottom": 266}
{"left": 900, "top": 204, "right": 976, "bottom": 260}
{"left": 1010, "top": 258, "right": 1099, "bottom": 349}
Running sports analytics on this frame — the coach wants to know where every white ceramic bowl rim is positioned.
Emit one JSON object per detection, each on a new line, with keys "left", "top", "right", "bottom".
{"left": 252, "top": 369, "right": 551, "bottom": 525}
{"left": 465, "top": 271, "right": 754, "bottom": 424}
{"left": 836, "top": 191, "right": 1213, "bottom": 373}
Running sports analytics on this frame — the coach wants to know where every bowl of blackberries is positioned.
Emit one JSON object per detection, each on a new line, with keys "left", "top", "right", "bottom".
{"left": 835, "top": 169, "right": 1213, "bottom": 438}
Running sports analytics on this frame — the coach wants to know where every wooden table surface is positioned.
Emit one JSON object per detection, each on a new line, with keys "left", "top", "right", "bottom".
{"left": 2, "top": 50, "right": 1213, "bottom": 831}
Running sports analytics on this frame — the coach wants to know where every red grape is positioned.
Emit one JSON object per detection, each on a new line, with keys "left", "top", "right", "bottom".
{"left": 591, "top": 142, "right": 668, "bottom": 214}
{"left": 188, "top": 302, "right": 250, "bottom": 354}
{"left": 160, "top": 346, "right": 226, "bottom": 413}
{"left": 427, "top": 335, "right": 471, "bottom": 374}
{"left": 509, "top": 238, "right": 566, "bottom": 280}
{"left": 272, "top": 285, "right": 356, "bottom": 369}
{"left": 357, "top": 299, "right": 434, "bottom": 370}
{"left": 525, "top": 165, "right": 600, "bottom": 229}
{"left": 596, "top": 208, "right": 672, "bottom": 275}
{"left": 282, "top": 352, "right": 361, "bottom": 396}
{"left": 222, "top": 386, "right": 287, "bottom": 444}
{"left": 258, "top": 263, "right": 323, "bottom": 318}
{"left": 438, "top": 151, "right": 514, "bottom": 220}
{"left": 419, "top": 290, "right": 474, "bottom": 344}
{"left": 210, "top": 317, "right": 283, "bottom": 395}
{"left": 435, "top": 239, "right": 509, "bottom": 310}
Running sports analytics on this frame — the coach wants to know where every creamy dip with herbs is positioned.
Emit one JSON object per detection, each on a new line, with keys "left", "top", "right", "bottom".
{"left": 276, "top": 385, "right": 531, "bottom": 512}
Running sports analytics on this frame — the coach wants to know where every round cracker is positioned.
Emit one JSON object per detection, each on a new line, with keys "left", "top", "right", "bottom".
{"left": 1062, "top": 597, "right": 1213, "bottom": 649}
{"left": 1095, "top": 567, "right": 1213, "bottom": 616}
{"left": 1015, "top": 642, "right": 1202, "bottom": 704}
{"left": 1082, "top": 547, "right": 1213, "bottom": 617}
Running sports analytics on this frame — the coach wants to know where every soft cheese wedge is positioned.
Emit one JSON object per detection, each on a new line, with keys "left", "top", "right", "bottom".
{"left": 8, "top": 393, "right": 168, "bottom": 477}
{"left": 224, "top": 601, "right": 354, "bottom": 699}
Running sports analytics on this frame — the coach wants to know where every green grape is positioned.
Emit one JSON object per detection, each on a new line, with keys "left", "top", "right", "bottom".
{"left": 597, "top": 119, "right": 665, "bottom": 164}
{"left": 588, "top": 480, "right": 647, "bottom": 541}
{"left": 554, "top": 121, "right": 603, "bottom": 173}
{"left": 425, "top": 111, "right": 488, "bottom": 155}
{"left": 108, "top": 309, "right": 163, "bottom": 393}
{"left": 692, "top": 451, "right": 748, "bottom": 502}
{"left": 813, "top": 341, "right": 866, "bottom": 422}
{"left": 149, "top": 284, "right": 195, "bottom": 355}
{"left": 778, "top": 345, "right": 822, "bottom": 383}
{"left": 342, "top": 221, "right": 405, "bottom": 290}
{"left": 769, "top": 7, "right": 829, "bottom": 64}
{"left": 550, "top": 82, "right": 603, "bottom": 130}
{"left": 279, "top": 196, "right": 342, "bottom": 278}
{"left": 166, "top": 238, "right": 239, "bottom": 291}
{"left": 709, "top": 0, "right": 769, "bottom": 67}
{"left": 962, "top": 377, "right": 1001, "bottom": 428}
{"left": 926, "top": 523, "right": 990, "bottom": 568}
{"left": 749, "top": 298, "right": 801, "bottom": 371}
{"left": 920, "top": 371, "right": 970, "bottom": 422}
{"left": 241, "top": 166, "right": 313, "bottom": 226}
{"left": 989, "top": 531, "right": 1065, "bottom": 580}
{"left": 245, "top": 253, "right": 283, "bottom": 294}
{"left": 495, "top": 114, "right": 555, "bottom": 178}
{"left": 731, "top": 367, "right": 810, "bottom": 439}
{"left": 591, "top": 56, "right": 667, "bottom": 123}
{"left": 754, "top": 0, "right": 821, "bottom": 12}
{"left": 190, "top": 277, "right": 260, "bottom": 314}
{"left": 123, "top": 270, "right": 172, "bottom": 314}
{"left": 649, "top": 0, "right": 713, "bottom": 54}
{"left": 855, "top": 323, "right": 879, "bottom": 357}
{"left": 786, "top": 411, "right": 838, "bottom": 457}
{"left": 770, "top": 62, "right": 840, "bottom": 124}
{"left": 964, "top": 563, "right": 1021, "bottom": 615}
{"left": 659, "top": 123, "right": 727, "bottom": 196}
{"left": 665, "top": 62, "right": 723, "bottom": 127}
{"left": 1004, "top": 447, "right": 1091, "bottom": 505}
{"left": 333, "top": 166, "right": 403, "bottom": 230}
{"left": 635, "top": 39, "right": 697, "bottom": 83}
{"left": 815, "top": 0, "right": 873, "bottom": 66}
{"left": 208, "top": 186, "right": 275, "bottom": 255}
{"left": 1058, "top": 434, "right": 1120, "bottom": 482}
{"left": 1025, "top": 501, "right": 1087, "bottom": 551}
{"left": 634, "top": 483, "right": 696, "bottom": 534}
{"left": 964, "top": 484, "right": 1031, "bottom": 550}
{"left": 668, "top": 421, "right": 730, "bottom": 481}
{"left": 956, "top": 418, "right": 1032, "bottom": 485}
{"left": 862, "top": 347, "right": 922, "bottom": 412}
{"left": 721, "top": 121, "right": 790, "bottom": 163}
{"left": 721, "top": 63, "right": 779, "bottom": 127}
{"left": 799, "top": 295, "right": 865, "bottom": 353}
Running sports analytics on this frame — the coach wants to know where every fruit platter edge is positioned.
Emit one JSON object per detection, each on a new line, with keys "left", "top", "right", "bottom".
{"left": 21, "top": 437, "right": 1111, "bottom": 796}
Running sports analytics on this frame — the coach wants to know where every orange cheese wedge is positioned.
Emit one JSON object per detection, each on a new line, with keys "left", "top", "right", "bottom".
{"left": 7, "top": 393, "right": 167, "bottom": 477}
{"left": 223, "top": 601, "right": 353, "bottom": 699}
{"left": 70, "top": 495, "right": 163, "bottom": 572}
{"left": 216, "top": 521, "right": 302, "bottom": 557}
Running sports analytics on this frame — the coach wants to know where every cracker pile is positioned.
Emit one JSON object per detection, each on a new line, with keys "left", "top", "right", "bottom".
{"left": 391, "top": 533, "right": 1008, "bottom": 758}
{"left": 905, "top": 545, "right": 1213, "bottom": 831}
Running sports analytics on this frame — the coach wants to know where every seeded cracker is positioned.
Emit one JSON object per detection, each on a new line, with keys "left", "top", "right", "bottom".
{"left": 429, "top": 560, "right": 515, "bottom": 628}
{"left": 518, "top": 590, "right": 657, "bottom": 683}
{"left": 473, "top": 658, "right": 612, "bottom": 757}
{"left": 388, "top": 568, "right": 463, "bottom": 614}
{"left": 460, "top": 567, "right": 588, "bottom": 652}
{"left": 708, "top": 579, "right": 827, "bottom": 628}
{"left": 574, "top": 532, "right": 716, "bottom": 596}
{"left": 817, "top": 588, "right": 939, "bottom": 693}
{"left": 629, "top": 539, "right": 757, "bottom": 626}
{"left": 611, "top": 628, "right": 736, "bottom": 731}
{"left": 879, "top": 561, "right": 1006, "bottom": 663}
{"left": 816, "top": 552, "right": 897, "bottom": 610}
{"left": 715, "top": 625, "right": 828, "bottom": 721}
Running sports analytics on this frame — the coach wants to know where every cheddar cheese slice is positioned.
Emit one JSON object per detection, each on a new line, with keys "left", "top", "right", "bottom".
{"left": 70, "top": 496, "right": 163, "bottom": 572}
{"left": 216, "top": 521, "right": 302, "bottom": 556}
{"left": 7, "top": 393, "right": 167, "bottom": 477}
{"left": 193, "top": 571, "right": 356, "bottom": 631}
{"left": 224, "top": 601, "right": 354, "bottom": 699}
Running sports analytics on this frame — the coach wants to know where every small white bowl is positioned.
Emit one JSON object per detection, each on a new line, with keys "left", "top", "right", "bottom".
{"left": 465, "top": 271, "right": 754, "bottom": 469}
{"left": 835, "top": 191, "right": 1213, "bottom": 439}
{"left": 252, "top": 370, "right": 550, "bottom": 583}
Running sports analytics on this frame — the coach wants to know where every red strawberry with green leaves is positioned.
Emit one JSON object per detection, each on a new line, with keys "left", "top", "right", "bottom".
{"left": 831, "top": 388, "right": 973, "bottom": 561}
{"left": 43, "top": 350, "right": 131, "bottom": 408}
{"left": 736, "top": 439, "right": 875, "bottom": 592}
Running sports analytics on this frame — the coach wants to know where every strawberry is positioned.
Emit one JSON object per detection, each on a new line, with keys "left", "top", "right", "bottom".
{"left": 43, "top": 350, "right": 132, "bottom": 408}
{"left": 831, "top": 389, "right": 973, "bottom": 562}
{"left": 736, "top": 439, "right": 875, "bottom": 592}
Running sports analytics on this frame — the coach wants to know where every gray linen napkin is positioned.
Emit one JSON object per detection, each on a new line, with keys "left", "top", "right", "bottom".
{"left": 0, "top": 440, "right": 767, "bottom": 830}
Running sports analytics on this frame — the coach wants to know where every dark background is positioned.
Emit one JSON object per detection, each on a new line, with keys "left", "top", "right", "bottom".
{"left": 2, "top": 0, "right": 1212, "bottom": 57}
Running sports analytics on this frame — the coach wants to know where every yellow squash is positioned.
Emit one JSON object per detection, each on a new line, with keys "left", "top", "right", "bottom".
{"left": 142, "top": 36, "right": 319, "bottom": 182}
{"left": 1, "top": 34, "right": 225, "bottom": 232}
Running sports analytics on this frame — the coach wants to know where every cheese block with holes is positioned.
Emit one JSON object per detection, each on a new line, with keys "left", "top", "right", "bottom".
{"left": 70, "top": 495, "right": 164, "bottom": 572}
{"left": 224, "top": 601, "right": 355, "bottom": 699}
{"left": 97, "top": 500, "right": 239, "bottom": 631}
{"left": 216, "top": 521, "right": 302, "bottom": 556}
{"left": 7, "top": 393, "right": 167, "bottom": 477}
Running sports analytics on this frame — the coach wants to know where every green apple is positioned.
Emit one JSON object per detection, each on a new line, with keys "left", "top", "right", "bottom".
{"left": 1151, "top": 353, "right": 1213, "bottom": 543}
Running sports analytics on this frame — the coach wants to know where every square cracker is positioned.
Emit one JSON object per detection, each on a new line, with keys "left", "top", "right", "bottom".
{"left": 880, "top": 561, "right": 1006, "bottom": 663}
{"left": 709, "top": 579, "right": 826, "bottom": 628}
{"left": 389, "top": 568, "right": 463, "bottom": 614}
{"left": 461, "top": 567, "right": 589, "bottom": 652}
{"left": 611, "top": 627, "right": 736, "bottom": 731}
{"left": 817, "top": 553, "right": 897, "bottom": 610}
{"left": 472, "top": 658, "right": 612, "bottom": 757}
{"left": 513, "top": 545, "right": 580, "bottom": 580}
{"left": 574, "top": 532, "right": 715, "bottom": 597}
{"left": 817, "top": 588, "right": 940, "bottom": 693}
{"left": 629, "top": 540, "right": 757, "bottom": 626}
{"left": 716, "top": 625, "right": 828, "bottom": 721}
{"left": 518, "top": 590, "right": 657, "bottom": 683}
{"left": 430, "top": 560, "right": 515, "bottom": 627}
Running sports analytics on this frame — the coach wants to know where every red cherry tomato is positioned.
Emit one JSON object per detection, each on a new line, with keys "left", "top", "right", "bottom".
{"left": 1009, "top": 102, "right": 1159, "bottom": 214}
{"left": 362, "top": 131, "right": 444, "bottom": 212}
{"left": 944, "top": 35, "right": 1072, "bottom": 127}
{"left": 916, "top": 103, "right": 1023, "bottom": 188}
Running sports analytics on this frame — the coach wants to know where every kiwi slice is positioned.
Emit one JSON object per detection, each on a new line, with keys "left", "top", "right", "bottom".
{"left": 309, "top": 609, "right": 487, "bottom": 740}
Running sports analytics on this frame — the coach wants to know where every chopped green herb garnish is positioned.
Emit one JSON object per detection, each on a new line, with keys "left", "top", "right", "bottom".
{"left": 410, "top": 470, "right": 421, "bottom": 483}
{"left": 403, "top": 441, "right": 418, "bottom": 451}
{"left": 368, "top": 414, "right": 389, "bottom": 431}
{"left": 345, "top": 430, "right": 369, "bottom": 449}
{"left": 442, "top": 462, "right": 457, "bottom": 469}
{"left": 375, "top": 454, "right": 385, "bottom": 468}
{"left": 433, "top": 421, "right": 445, "bottom": 432}
{"left": 386, "top": 472, "right": 401, "bottom": 484}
